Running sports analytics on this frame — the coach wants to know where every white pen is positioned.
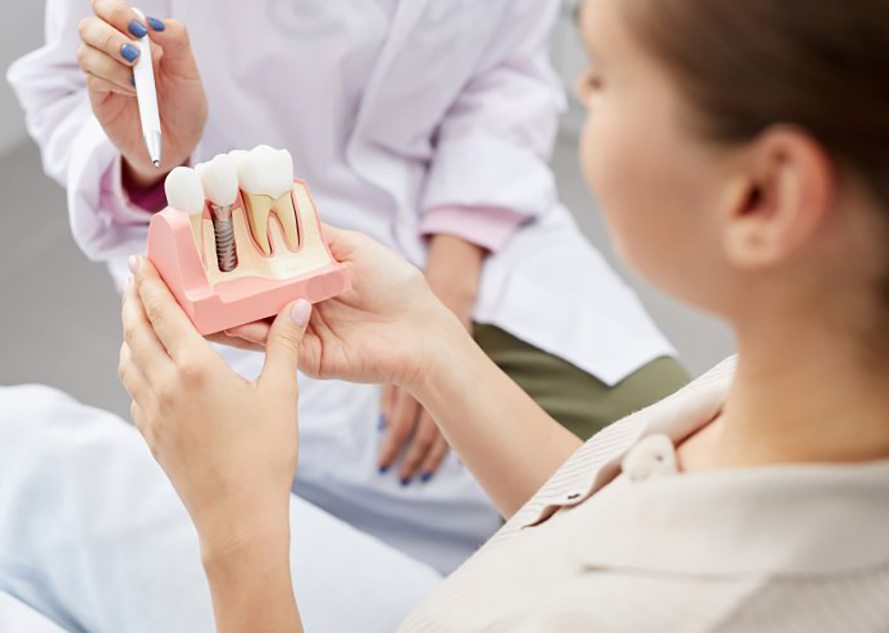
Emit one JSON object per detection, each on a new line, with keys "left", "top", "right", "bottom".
{"left": 131, "top": 8, "right": 162, "bottom": 168}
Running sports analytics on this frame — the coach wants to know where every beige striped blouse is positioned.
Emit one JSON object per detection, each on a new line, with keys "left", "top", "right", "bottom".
{"left": 400, "top": 357, "right": 889, "bottom": 632}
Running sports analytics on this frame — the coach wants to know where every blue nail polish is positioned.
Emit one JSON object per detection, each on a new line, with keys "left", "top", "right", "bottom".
{"left": 379, "top": 465, "right": 389, "bottom": 475}
{"left": 421, "top": 472, "right": 433, "bottom": 483}
{"left": 400, "top": 477, "right": 412, "bottom": 487}
{"left": 128, "top": 20, "right": 148, "bottom": 38}
{"left": 378, "top": 415, "right": 386, "bottom": 431}
{"left": 146, "top": 16, "right": 166, "bottom": 31}
{"left": 121, "top": 44, "right": 140, "bottom": 63}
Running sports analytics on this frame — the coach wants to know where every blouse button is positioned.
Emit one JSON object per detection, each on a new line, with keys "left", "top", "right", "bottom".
{"left": 622, "top": 434, "right": 678, "bottom": 482}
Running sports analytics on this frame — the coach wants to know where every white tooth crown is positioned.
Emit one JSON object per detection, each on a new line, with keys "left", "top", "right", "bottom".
{"left": 164, "top": 166, "right": 206, "bottom": 215}
{"left": 238, "top": 146, "right": 299, "bottom": 255}
{"left": 238, "top": 145, "right": 294, "bottom": 198}
{"left": 228, "top": 149, "right": 250, "bottom": 174}
{"left": 198, "top": 153, "right": 239, "bottom": 207}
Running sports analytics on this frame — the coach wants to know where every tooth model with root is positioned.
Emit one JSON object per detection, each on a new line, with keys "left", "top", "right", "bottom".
{"left": 197, "top": 154, "right": 240, "bottom": 273}
{"left": 236, "top": 145, "right": 300, "bottom": 256}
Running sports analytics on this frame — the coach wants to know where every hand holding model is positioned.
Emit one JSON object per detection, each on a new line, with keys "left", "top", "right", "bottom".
{"left": 120, "top": 228, "right": 462, "bottom": 554}
{"left": 76, "top": 0, "right": 206, "bottom": 188}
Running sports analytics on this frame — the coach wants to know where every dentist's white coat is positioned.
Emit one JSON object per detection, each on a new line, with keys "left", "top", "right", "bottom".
{"left": 9, "top": 0, "right": 675, "bottom": 574}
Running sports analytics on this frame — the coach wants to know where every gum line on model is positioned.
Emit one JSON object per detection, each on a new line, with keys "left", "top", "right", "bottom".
{"left": 147, "top": 145, "right": 351, "bottom": 335}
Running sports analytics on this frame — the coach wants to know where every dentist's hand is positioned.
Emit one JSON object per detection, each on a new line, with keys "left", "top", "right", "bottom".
{"left": 119, "top": 258, "right": 310, "bottom": 557}
{"left": 77, "top": 0, "right": 207, "bottom": 189}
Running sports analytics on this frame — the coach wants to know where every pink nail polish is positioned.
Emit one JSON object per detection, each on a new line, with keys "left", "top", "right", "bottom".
{"left": 290, "top": 299, "right": 312, "bottom": 327}
{"left": 128, "top": 255, "right": 140, "bottom": 274}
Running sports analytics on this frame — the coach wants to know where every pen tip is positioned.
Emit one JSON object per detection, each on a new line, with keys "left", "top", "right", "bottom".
{"left": 152, "top": 160, "right": 161, "bottom": 168}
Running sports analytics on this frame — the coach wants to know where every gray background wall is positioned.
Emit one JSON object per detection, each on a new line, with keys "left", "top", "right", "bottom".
{"left": 0, "top": 4, "right": 734, "bottom": 419}
{"left": 0, "top": 2, "right": 45, "bottom": 154}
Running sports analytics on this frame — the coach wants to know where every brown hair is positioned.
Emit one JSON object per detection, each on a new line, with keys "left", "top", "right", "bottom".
{"left": 621, "top": 0, "right": 889, "bottom": 209}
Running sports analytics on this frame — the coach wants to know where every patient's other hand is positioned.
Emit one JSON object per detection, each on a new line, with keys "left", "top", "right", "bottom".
{"left": 119, "top": 258, "right": 310, "bottom": 556}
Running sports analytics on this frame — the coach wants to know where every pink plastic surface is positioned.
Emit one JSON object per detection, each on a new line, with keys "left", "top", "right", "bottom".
{"left": 147, "top": 181, "right": 351, "bottom": 335}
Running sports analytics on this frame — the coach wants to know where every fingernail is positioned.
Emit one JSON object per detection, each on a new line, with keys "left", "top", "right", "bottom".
{"left": 128, "top": 255, "right": 140, "bottom": 274}
{"left": 379, "top": 465, "right": 389, "bottom": 475}
{"left": 120, "top": 43, "right": 140, "bottom": 63}
{"left": 290, "top": 299, "right": 312, "bottom": 327}
{"left": 128, "top": 20, "right": 148, "bottom": 38}
{"left": 378, "top": 415, "right": 386, "bottom": 431}
{"left": 400, "top": 477, "right": 412, "bottom": 487}
{"left": 146, "top": 16, "right": 166, "bottom": 31}
{"left": 421, "top": 472, "right": 433, "bottom": 483}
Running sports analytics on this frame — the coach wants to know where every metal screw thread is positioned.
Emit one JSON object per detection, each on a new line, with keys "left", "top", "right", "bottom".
{"left": 210, "top": 205, "right": 239, "bottom": 272}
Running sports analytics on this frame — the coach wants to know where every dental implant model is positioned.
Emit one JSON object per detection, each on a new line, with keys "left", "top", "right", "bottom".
{"left": 147, "top": 145, "right": 351, "bottom": 335}
{"left": 197, "top": 154, "right": 240, "bottom": 272}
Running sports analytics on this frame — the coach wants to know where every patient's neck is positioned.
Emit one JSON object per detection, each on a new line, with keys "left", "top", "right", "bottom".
{"left": 680, "top": 310, "right": 889, "bottom": 471}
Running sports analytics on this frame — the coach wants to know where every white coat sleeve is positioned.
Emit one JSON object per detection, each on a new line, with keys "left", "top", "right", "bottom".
{"left": 420, "top": 0, "right": 566, "bottom": 223}
{"left": 7, "top": 0, "right": 170, "bottom": 262}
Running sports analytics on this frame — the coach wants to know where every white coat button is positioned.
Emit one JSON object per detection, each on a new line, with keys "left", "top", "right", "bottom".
{"left": 621, "top": 434, "right": 678, "bottom": 482}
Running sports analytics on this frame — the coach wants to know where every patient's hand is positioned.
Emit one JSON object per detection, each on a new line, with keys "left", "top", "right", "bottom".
{"left": 214, "top": 225, "right": 463, "bottom": 390}
{"left": 120, "top": 258, "right": 310, "bottom": 555}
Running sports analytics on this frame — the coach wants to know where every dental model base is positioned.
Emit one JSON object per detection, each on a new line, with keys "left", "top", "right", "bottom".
{"left": 147, "top": 146, "right": 350, "bottom": 335}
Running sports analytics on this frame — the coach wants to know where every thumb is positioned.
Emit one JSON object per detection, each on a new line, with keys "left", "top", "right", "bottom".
{"left": 260, "top": 299, "right": 313, "bottom": 393}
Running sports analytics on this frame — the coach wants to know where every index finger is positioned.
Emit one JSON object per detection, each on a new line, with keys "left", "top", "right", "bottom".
{"left": 133, "top": 257, "right": 206, "bottom": 361}
{"left": 91, "top": 0, "right": 148, "bottom": 39}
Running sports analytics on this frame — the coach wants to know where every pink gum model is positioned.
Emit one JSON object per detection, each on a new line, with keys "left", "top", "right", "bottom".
{"left": 147, "top": 180, "right": 351, "bottom": 336}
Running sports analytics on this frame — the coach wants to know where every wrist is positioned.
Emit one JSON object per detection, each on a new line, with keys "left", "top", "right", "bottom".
{"left": 426, "top": 234, "right": 484, "bottom": 317}
{"left": 201, "top": 523, "right": 301, "bottom": 632}
{"left": 426, "top": 234, "right": 486, "bottom": 276}
{"left": 408, "top": 305, "right": 476, "bottom": 401}
{"left": 196, "top": 493, "right": 292, "bottom": 567}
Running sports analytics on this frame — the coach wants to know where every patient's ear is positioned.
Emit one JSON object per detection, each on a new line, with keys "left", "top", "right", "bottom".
{"left": 721, "top": 126, "right": 834, "bottom": 270}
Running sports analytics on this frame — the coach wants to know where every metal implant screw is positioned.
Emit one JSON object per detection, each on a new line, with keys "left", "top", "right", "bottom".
{"left": 210, "top": 205, "right": 239, "bottom": 272}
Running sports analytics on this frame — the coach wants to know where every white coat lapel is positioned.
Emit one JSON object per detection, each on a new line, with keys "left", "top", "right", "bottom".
{"left": 352, "top": 0, "right": 432, "bottom": 137}
{"left": 345, "top": 0, "right": 432, "bottom": 257}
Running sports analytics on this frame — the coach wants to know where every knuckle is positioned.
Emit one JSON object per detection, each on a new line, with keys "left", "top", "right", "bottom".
{"left": 403, "top": 455, "right": 421, "bottom": 470}
{"left": 176, "top": 356, "right": 205, "bottom": 385}
{"left": 413, "top": 436, "right": 434, "bottom": 454}
{"left": 167, "top": 18, "right": 188, "bottom": 38}
{"left": 122, "top": 324, "right": 136, "bottom": 347}
{"left": 142, "top": 296, "right": 166, "bottom": 325}
{"left": 77, "top": 17, "right": 92, "bottom": 40}
{"left": 391, "top": 424, "right": 412, "bottom": 443}
{"left": 155, "top": 380, "right": 177, "bottom": 409}
{"left": 102, "top": 30, "right": 118, "bottom": 54}
{"left": 274, "top": 330, "right": 303, "bottom": 353}
{"left": 417, "top": 423, "right": 437, "bottom": 442}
